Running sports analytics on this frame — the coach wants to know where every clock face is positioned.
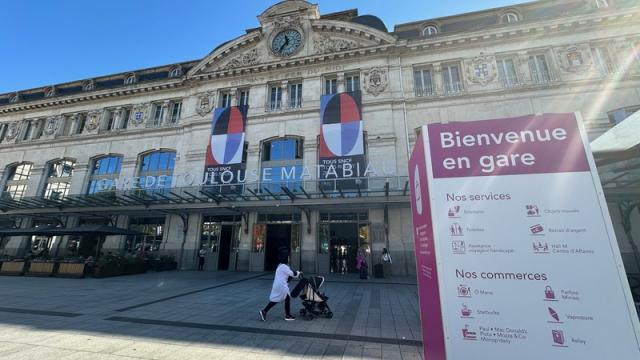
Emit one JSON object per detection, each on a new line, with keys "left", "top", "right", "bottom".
{"left": 271, "top": 29, "right": 302, "bottom": 57}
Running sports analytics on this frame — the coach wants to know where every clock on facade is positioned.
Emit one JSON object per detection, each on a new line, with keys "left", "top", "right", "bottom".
{"left": 271, "top": 29, "right": 302, "bottom": 57}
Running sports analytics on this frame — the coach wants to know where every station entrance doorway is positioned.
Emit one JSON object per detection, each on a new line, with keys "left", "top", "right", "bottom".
{"left": 318, "top": 212, "right": 370, "bottom": 274}
{"left": 251, "top": 213, "right": 301, "bottom": 272}
{"left": 200, "top": 215, "right": 242, "bottom": 271}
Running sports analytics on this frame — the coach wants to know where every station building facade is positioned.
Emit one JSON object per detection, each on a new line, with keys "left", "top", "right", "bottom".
{"left": 0, "top": 0, "right": 639, "bottom": 275}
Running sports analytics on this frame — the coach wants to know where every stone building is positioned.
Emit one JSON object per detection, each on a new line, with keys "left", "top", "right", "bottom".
{"left": 0, "top": 0, "right": 639, "bottom": 275}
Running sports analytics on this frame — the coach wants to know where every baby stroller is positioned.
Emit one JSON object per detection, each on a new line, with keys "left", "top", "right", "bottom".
{"left": 292, "top": 276, "right": 333, "bottom": 320}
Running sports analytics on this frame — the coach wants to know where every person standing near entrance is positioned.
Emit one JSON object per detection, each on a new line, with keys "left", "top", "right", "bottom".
{"left": 356, "top": 249, "right": 368, "bottom": 280}
{"left": 259, "top": 250, "right": 301, "bottom": 321}
{"left": 381, "top": 248, "right": 392, "bottom": 278}
{"left": 198, "top": 246, "right": 206, "bottom": 271}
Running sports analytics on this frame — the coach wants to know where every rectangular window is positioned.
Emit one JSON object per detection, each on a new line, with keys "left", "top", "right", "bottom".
{"left": 0, "top": 124, "right": 7, "bottom": 143}
{"left": 106, "top": 110, "right": 115, "bottom": 130}
{"left": 497, "top": 58, "right": 519, "bottom": 88}
{"left": 152, "top": 104, "right": 164, "bottom": 127}
{"left": 528, "top": 54, "right": 552, "bottom": 84}
{"left": 22, "top": 121, "right": 33, "bottom": 141}
{"left": 238, "top": 89, "right": 249, "bottom": 106}
{"left": 76, "top": 114, "right": 86, "bottom": 134}
{"left": 220, "top": 92, "right": 232, "bottom": 108}
{"left": 269, "top": 86, "right": 282, "bottom": 111}
{"left": 169, "top": 101, "right": 182, "bottom": 124}
{"left": 345, "top": 74, "right": 360, "bottom": 93}
{"left": 325, "top": 77, "right": 337, "bottom": 95}
{"left": 121, "top": 108, "right": 131, "bottom": 129}
{"left": 442, "top": 64, "right": 463, "bottom": 94}
{"left": 289, "top": 82, "right": 302, "bottom": 108}
{"left": 414, "top": 68, "right": 433, "bottom": 96}
{"left": 592, "top": 47, "right": 615, "bottom": 76}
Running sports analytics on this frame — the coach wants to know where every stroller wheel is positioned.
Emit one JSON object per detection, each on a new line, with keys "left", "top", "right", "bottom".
{"left": 326, "top": 311, "right": 333, "bottom": 319}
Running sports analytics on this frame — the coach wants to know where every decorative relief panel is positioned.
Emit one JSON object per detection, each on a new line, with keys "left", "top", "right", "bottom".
{"left": 43, "top": 116, "right": 60, "bottom": 136}
{"left": 196, "top": 93, "right": 215, "bottom": 116}
{"left": 363, "top": 67, "right": 389, "bottom": 96}
{"left": 465, "top": 55, "right": 497, "bottom": 86}
{"left": 130, "top": 104, "right": 148, "bottom": 127}
{"left": 4, "top": 122, "right": 20, "bottom": 141}
{"left": 555, "top": 45, "right": 592, "bottom": 73}
{"left": 220, "top": 48, "right": 261, "bottom": 70}
{"left": 85, "top": 111, "right": 101, "bottom": 132}
{"left": 313, "top": 35, "right": 358, "bottom": 55}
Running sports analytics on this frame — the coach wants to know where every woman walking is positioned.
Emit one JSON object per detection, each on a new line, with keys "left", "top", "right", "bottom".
{"left": 356, "top": 248, "right": 368, "bottom": 280}
{"left": 259, "top": 249, "right": 301, "bottom": 321}
{"left": 381, "top": 248, "right": 392, "bottom": 278}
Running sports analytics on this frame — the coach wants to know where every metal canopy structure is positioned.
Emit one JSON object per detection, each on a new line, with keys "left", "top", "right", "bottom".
{"left": 0, "top": 177, "right": 410, "bottom": 217}
{"left": 0, "top": 225, "right": 142, "bottom": 237}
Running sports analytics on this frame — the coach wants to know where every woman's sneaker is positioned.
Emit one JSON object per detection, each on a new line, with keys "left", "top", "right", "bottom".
{"left": 259, "top": 310, "right": 266, "bottom": 322}
{"left": 284, "top": 315, "right": 296, "bottom": 321}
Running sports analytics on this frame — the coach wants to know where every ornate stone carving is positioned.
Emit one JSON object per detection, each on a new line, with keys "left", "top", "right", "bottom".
{"left": 555, "top": 45, "right": 592, "bottom": 73}
{"left": 85, "top": 111, "right": 101, "bottom": 131}
{"left": 130, "top": 104, "right": 148, "bottom": 127}
{"left": 465, "top": 55, "right": 497, "bottom": 86}
{"left": 363, "top": 67, "right": 388, "bottom": 96}
{"left": 5, "top": 122, "right": 19, "bottom": 141}
{"left": 272, "top": 16, "right": 303, "bottom": 30}
{"left": 43, "top": 116, "right": 60, "bottom": 136}
{"left": 196, "top": 93, "right": 214, "bottom": 116}
{"left": 314, "top": 35, "right": 358, "bottom": 55}
{"left": 82, "top": 80, "right": 95, "bottom": 91}
{"left": 220, "top": 48, "right": 260, "bottom": 70}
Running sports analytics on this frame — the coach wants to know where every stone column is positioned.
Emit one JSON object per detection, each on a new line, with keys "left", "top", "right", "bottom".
{"left": 112, "top": 107, "right": 124, "bottom": 131}
{"left": 161, "top": 101, "right": 171, "bottom": 126}
{"left": 280, "top": 81, "right": 288, "bottom": 110}
{"left": 432, "top": 63, "right": 443, "bottom": 95}
{"left": 0, "top": 123, "right": 6, "bottom": 142}
{"left": 337, "top": 72, "right": 345, "bottom": 93}
{"left": 230, "top": 88, "right": 238, "bottom": 106}
{"left": 517, "top": 52, "right": 532, "bottom": 83}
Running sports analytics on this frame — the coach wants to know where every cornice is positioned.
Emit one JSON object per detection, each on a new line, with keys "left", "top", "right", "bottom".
{"left": 0, "top": 79, "right": 186, "bottom": 115}
{"left": 402, "top": 7, "right": 639, "bottom": 53}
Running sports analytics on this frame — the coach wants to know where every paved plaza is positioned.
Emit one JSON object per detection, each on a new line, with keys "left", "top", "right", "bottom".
{"left": 0, "top": 271, "right": 423, "bottom": 359}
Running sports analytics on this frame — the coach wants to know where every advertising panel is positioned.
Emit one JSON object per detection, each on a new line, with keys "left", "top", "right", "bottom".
{"left": 204, "top": 105, "right": 248, "bottom": 189}
{"left": 319, "top": 91, "right": 367, "bottom": 191}
{"left": 410, "top": 113, "right": 640, "bottom": 359}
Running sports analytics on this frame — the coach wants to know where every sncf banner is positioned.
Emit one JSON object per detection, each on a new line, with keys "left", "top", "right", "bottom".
{"left": 204, "top": 106, "right": 247, "bottom": 187}
{"left": 319, "top": 91, "right": 366, "bottom": 190}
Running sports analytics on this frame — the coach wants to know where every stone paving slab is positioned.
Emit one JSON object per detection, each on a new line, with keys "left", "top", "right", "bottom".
{"left": 0, "top": 271, "right": 423, "bottom": 359}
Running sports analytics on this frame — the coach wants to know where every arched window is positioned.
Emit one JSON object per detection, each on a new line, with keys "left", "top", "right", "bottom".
{"left": 422, "top": 25, "right": 438, "bottom": 37}
{"left": 260, "top": 137, "right": 303, "bottom": 193}
{"left": 501, "top": 12, "right": 519, "bottom": 24}
{"left": 87, "top": 155, "right": 122, "bottom": 194}
{"left": 137, "top": 150, "right": 176, "bottom": 189}
{"left": 2, "top": 162, "right": 33, "bottom": 200}
{"left": 169, "top": 66, "right": 182, "bottom": 78}
{"left": 124, "top": 73, "right": 137, "bottom": 85}
{"left": 43, "top": 159, "right": 75, "bottom": 199}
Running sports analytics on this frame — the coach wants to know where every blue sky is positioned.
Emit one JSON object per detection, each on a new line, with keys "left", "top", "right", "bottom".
{"left": 1, "top": 0, "right": 524, "bottom": 94}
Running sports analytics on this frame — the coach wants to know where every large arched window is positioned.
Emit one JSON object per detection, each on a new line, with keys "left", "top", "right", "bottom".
{"left": 87, "top": 155, "right": 122, "bottom": 194}
{"left": 137, "top": 150, "right": 176, "bottom": 189}
{"left": 260, "top": 137, "right": 303, "bottom": 193}
{"left": 422, "top": 25, "right": 438, "bottom": 37}
{"left": 43, "top": 159, "right": 74, "bottom": 199}
{"left": 2, "top": 162, "right": 33, "bottom": 200}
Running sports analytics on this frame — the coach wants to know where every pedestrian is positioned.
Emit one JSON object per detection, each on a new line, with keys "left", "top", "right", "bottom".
{"left": 356, "top": 249, "right": 368, "bottom": 280}
{"left": 259, "top": 249, "right": 301, "bottom": 321}
{"left": 198, "top": 246, "right": 206, "bottom": 271}
{"left": 381, "top": 248, "right": 392, "bottom": 278}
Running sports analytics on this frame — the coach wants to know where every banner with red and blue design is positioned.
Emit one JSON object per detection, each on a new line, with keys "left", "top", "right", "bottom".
{"left": 204, "top": 105, "right": 247, "bottom": 186}
{"left": 319, "top": 91, "right": 366, "bottom": 190}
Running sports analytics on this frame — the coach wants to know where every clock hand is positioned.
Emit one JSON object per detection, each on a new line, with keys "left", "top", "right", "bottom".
{"left": 279, "top": 35, "right": 289, "bottom": 52}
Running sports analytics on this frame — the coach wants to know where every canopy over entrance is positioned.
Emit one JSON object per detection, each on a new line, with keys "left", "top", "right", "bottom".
{"left": 0, "top": 225, "right": 142, "bottom": 237}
